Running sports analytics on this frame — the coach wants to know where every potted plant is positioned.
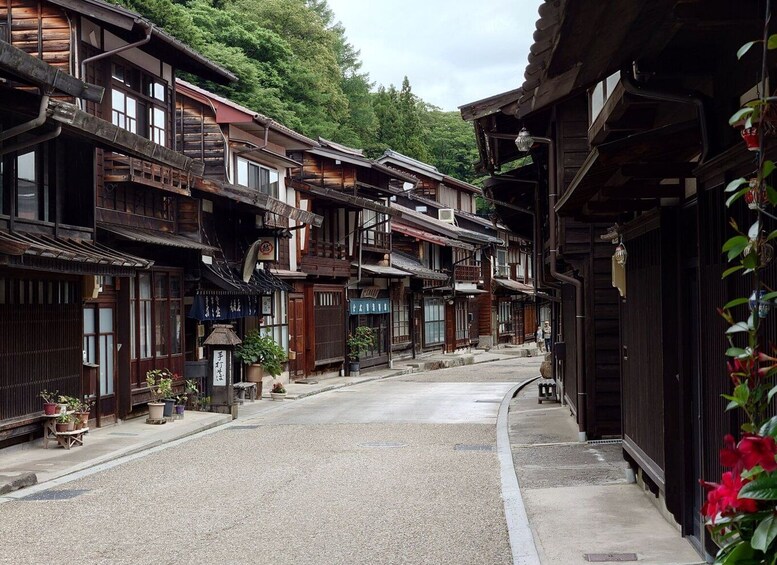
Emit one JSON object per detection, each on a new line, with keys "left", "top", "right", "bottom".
{"left": 40, "top": 389, "right": 59, "bottom": 415}
{"left": 146, "top": 369, "right": 173, "bottom": 422}
{"left": 55, "top": 412, "right": 74, "bottom": 433}
{"left": 174, "top": 395, "right": 187, "bottom": 419}
{"left": 74, "top": 398, "right": 93, "bottom": 429}
{"left": 235, "top": 330, "right": 287, "bottom": 398}
{"left": 347, "top": 326, "right": 376, "bottom": 376}
{"left": 270, "top": 380, "right": 286, "bottom": 401}
{"left": 197, "top": 395, "right": 211, "bottom": 412}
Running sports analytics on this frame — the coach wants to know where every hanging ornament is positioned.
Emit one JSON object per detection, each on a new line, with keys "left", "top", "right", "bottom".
{"left": 741, "top": 126, "right": 761, "bottom": 152}
{"left": 614, "top": 241, "right": 628, "bottom": 266}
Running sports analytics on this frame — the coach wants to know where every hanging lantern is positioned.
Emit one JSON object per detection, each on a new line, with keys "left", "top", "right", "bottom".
{"left": 614, "top": 242, "right": 628, "bottom": 266}
{"left": 745, "top": 178, "right": 766, "bottom": 210}
{"left": 749, "top": 290, "right": 770, "bottom": 318}
{"left": 742, "top": 126, "right": 761, "bottom": 152}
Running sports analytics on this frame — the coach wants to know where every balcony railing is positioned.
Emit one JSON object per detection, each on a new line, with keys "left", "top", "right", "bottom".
{"left": 307, "top": 240, "right": 348, "bottom": 260}
{"left": 361, "top": 230, "right": 390, "bottom": 251}
{"left": 454, "top": 264, "right": 481, "bottom": 282}
{"left": 495, "top": 265, "right": 510, "bottom": 278}
{"left": 104, "top": 152, "right": 191, "bottom": 195}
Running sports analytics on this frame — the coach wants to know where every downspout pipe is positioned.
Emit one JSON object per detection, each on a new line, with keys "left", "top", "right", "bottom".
{"left": 0, "top": 93, "right": 50, "bottom": 143}
{"left": 0, "top": 124, "right": 61, "bottom": 157}
{"left": 80, "top": 24, "right": 153, "bottom": 83}
{"left": 621, "top": 62, "right": 710, "bottom": 162}
{"left": 535, "top": 136, "right": 587, "bottom": 441}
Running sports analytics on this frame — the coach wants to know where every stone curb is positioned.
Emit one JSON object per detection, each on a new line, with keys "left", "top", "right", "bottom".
{"left": 497, "top": 376, "right": 541, "bottom": 565}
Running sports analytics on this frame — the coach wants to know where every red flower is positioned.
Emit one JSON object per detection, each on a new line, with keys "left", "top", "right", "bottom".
{"left": 720, "top": 434, "right": 743, "bottom": 471}
{"left": 739, "top": 435, "right": 777, "bottom": 472}
{"left": 701, "top": 472, "right": 758, "bottom": 521}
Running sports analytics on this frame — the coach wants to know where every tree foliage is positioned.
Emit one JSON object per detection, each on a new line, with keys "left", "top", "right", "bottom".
{"left": 114, "top": 0, "right": 481, "bottom": 186}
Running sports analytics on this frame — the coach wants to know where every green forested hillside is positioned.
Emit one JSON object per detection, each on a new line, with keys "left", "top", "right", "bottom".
{"left": 115, "top": 0, "right": 480, "bottom": 184}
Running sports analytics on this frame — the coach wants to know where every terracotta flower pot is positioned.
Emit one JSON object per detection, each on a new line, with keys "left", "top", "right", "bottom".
{"left": 55, "top": 422, "right": 69, "bottom": 432}
{"left": 43, "top": 403, "right": 58, "bottom": 416}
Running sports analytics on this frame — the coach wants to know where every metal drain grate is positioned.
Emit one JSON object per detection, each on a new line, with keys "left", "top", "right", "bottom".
{"left": 587, "top": 439, "right": 623, "bottom": 446}
{"left": 24, "top": 489, "right": 90, "bottom": 501}
{"left": 229, "top": 425, "right": 261, "bottom": 430}
{"left": 584, "top": 553, "right": 637, "bottom": 562}
{"left": 360, "top": 441, "right": 406, "bottom": 448}
{"left": 455, "top": 444, "right": 495, "bottom": 452}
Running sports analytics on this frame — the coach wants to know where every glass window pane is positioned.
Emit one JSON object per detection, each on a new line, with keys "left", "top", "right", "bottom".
{"left": 154, "top": 273, "right": 168, "bottom": 298}
{"left": 140, "top": 302, "right": 151, "bottom": 358}
{"left": 99, "top": 307, "right": 113, "bottom": 331}
{"left": 170, "top": 301, "right": 181, "bottom": 355}
{"left": 16, "top": 151, "right": 37, "bottom": 220}
{"left": 83, "top": 308, "right": 95, "bottom": 334}
{"left": 155, "top": 301, "right": 168, "bottom": 356}
{"left": 139, "top": 273, "right": 151, "bottom": 299}
{"left": 85, "top": 336, "right": 96, "bottom": 364}
{"left": 126, "top": 97, "right": 136, "bottom": 119}
{"left": 237, "top": 158, "right": 248, "bottom": 187}
{"left": 268, "top": 169, "right": 279, "bottom": 198}
{"left": 249, "top": 162, "right": 260, "bottom": 190}
{"left": 169, "top": 276, "right": 181, "bottom": 298}
{"left": 105, "top": 335, "right": 114, "bottom": 395}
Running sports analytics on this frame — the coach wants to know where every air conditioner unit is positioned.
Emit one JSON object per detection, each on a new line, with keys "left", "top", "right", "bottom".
{"left": 438, "top": 208, "right": 455, "bottom": 223}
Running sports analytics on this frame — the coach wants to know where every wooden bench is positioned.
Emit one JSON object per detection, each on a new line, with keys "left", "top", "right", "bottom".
{"left": 233, "top": 382, "right": 257, "bottom": 402}
{"left": 537, "top": 379, "right": 558, "bottom": 404}
{"left": 54, "top": 428, "right": 88, "bottom": 450}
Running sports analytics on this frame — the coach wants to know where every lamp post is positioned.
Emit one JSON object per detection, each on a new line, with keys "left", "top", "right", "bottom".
{"left": 515, "top": 127, "right": 588, "bottom": 441}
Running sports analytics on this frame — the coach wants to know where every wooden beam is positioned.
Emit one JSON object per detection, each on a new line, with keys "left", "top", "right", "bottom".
{"left": 48, "top": 99, "right": 204, "bottom": 176}
{"left": 0, "top": 40, "right": 103, "bottom": 102}
{"left": 620, "top": 162, "right": 696, "bottom": 179}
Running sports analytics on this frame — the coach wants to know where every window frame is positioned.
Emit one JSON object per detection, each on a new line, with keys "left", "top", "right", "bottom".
{"left": 423, "top": 297, "right": 445, "bottom": 347}
{"left": 235, "top": 156, "right": 280, "bottom": 199}
{"left": 111, "top": 61, "right": 168, "bottom": 146}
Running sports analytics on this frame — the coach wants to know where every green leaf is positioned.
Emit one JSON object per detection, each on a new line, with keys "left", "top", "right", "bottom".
{"left": 763, "top": 291, "right": 777, "bottom": 301}
{"left": 724, "top": 297, "right": 751, "bottom": 309}
{"left": 726, "top": 347, "right": 748, "bottom": 357}
{"left": 743, "top": 252, "right": 760, "bottom": 269}
{"left": 738, "top": 41, "right": 757, "bottom": 59}
{"left": 727, "top": 322, "right": 751, "bottom": 334}
{"left": 723, "top": 235, "right": 750, "bottom": 251}
{"left": 730, "top": 107, "right": 755, "bottom": 124}
{"left": 726, "top": 186, "right": 750, "bottom": 208}
{"left": 725, "top": 398, "right": 740, "bottom": 411}
{"left": 768, "top": 185, "right": 777, "bottom": 206}
{"left": 742, "top": 465, "right": 765, "bottom": 479}
{"left": 753, "top": 514, "right": 777, "bottom": 552}
{"left": 718, "top": 539, "right": 757, "bottom": 564}
{"left": 769, "top": 385, "right": 777, "bottom": 403}
{"left": 769, "top": 34, "right": 777, "bottom": 49}
{"left": 740, "top": 475, "right": 777, "bottom": 500}
{"left": 725, "top": 177, "right": 749, "bottom": 193}
{"left": 760, "top": 415, "right": 777, "bottom": 437}
{"left": 767, "top": 229, "right": 777, "bottom": 242}
{"left": 723, "top": 265, "right": 744, "bottom": 279}
{"left": 764, "top": 160, "right": 776, "bottom": 179}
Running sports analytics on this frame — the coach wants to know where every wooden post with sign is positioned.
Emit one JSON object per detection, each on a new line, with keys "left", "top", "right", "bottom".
{"left": 203, "top": 324, "right": 241, "bottom": 419}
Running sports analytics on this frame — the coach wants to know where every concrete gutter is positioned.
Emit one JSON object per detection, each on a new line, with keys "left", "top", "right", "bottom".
{"left": 498, "top": 377, "right": 541, "bottom": 565}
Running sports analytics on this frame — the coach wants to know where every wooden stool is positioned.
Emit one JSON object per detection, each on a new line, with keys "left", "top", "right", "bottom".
{"left": 54, "top": 428, "right": 87, "bottom": 450}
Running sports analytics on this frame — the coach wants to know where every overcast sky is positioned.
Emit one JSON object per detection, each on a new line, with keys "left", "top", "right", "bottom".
{"left": 326, "top": 0, "right": 542, "bottom": 111}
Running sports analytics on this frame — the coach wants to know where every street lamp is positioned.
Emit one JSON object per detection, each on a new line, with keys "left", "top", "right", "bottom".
{"left": 514, "top": 127, "right": 534, "bottom": 152}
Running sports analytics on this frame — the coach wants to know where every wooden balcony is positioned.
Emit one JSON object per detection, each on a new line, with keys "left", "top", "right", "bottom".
{"left": 361, "top": 230, "right": 390, "bottom": 252}
{"left": 104, "top": 152, "right": 192, "bottom": 196}
{"left": 299, "top": 240, "right": 350, "bottom": 277}
{"left": 495, "top": 265, "right": 510, "bottom": 278}
{"left": 454, "top": 264, "right": 481, "bottom": 282}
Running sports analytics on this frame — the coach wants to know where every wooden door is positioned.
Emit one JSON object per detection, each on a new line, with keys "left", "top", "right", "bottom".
{"left": 288, "top": 293, "right": 305, "bottom": 379}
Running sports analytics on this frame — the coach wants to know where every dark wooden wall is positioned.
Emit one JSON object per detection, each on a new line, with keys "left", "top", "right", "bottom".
{"left": 0, "top": 0, "right": 71, "bottom": 73}
{"left": 621, "top": 225, "right": 665, "bottom": 483}
{"left": 175, "top": 95, "right": 225, "bottom": 180}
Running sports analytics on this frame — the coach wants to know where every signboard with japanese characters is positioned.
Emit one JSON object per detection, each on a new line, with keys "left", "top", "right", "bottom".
{"left": 349, "top": 298, "right": 390, "bottom": 316}
{"left": 256, "top": 237, "right": 278, "bottom": 262}
{"left": 212, "top": 349, "right": 228, "bottom": 387}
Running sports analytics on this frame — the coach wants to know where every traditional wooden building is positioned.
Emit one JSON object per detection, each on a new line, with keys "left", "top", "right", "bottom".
{"left": 0, "top": 0, "right": 237, "bottom": 441}
{"left": 287, "top": 139, "right": 417, "bottom": 376}
{"left": 462, "top": 0, "right": 775, "bottom": 557}
{"left": 377, "top": 150, "right": 507, "bottom": 350}
{"left": 173, "top": 81, "right": 322, "bottom": 388}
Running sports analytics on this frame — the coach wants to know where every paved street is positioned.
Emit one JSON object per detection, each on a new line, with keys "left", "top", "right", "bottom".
{"left": 0, "top": 357, "right": 541, "bottom": 565}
